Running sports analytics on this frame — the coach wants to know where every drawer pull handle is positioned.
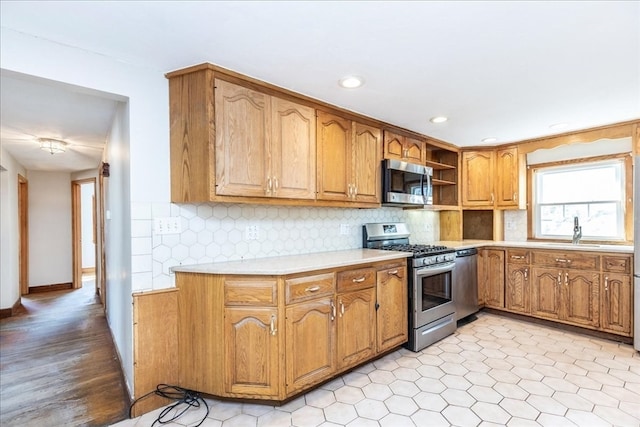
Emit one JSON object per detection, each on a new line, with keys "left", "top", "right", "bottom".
{"left": 524, "top": 268, "right": 528, "bottom": 279}
{"left": 330, "top": 300, "right": 336, "bottom": 321}
{"left": 340, "top": 300, "right": 344, "bottom": 317}
{"left": 604, "top": 276, "right": 609, "bottom": 291}
{"left": 305, "top": 285, "right": 321, "bottom": 292}
{"left": 557, "top": 272, "right": 562, "bottom": 286}
{"left": 388, "top": 269, "right": 399, "bottom": 276}
{"left": 555, "top": 258, "right": 571, "bottom": 263}
{"left": 270, "top": 315, "right": 277, "bottom": 336}
{"left": 352, "top": 277, "right": 366, "bottom": 283}
{"left": 564, "top": 272, "right": 568, "bottom": 286}
{"left": 511, "top": 255, "right": 525, "bottom": 260}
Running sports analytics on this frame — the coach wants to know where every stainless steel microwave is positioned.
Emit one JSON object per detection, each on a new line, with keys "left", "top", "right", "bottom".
{"left": 382, "top": 159, "right": 433, "bottom": 207}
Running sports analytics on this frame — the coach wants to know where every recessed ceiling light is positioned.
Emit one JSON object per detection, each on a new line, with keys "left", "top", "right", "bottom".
{"left": 429, "top": 116, "right": 448, "bottom": 124}
{"left": 549, "top": 122, "right": 568, "bottom": 130}
{"left": 338, "top": 76, "right": 364, "bottom": 89}
{"left": 481, "top": 137, "right": 498, "bottom": 143}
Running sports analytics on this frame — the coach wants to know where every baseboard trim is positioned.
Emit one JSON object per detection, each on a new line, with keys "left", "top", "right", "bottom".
{"left": 0, "top": 297, "right": 22, "bottom": 319}
{"left": 29, "top": 282, "right": 73, "bottom": 293}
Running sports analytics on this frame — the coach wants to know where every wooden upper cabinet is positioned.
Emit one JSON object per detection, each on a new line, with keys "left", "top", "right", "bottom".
{"left": 462, "top": 147, "right": 524, "bottom": 209}
{"left": 215, "top": 80, "right": 270, "bottom": 198}
{"left": 383, "top": 131, "right": 424, "bottom": 164}
{"left": 317, "top": 111, "right": 381, "bottom": 206}
{"left": 271, "top": 97, "right": 316, "bottom": 199}
{"left": 496, "top": 147, "right": 525, "bottom": 209}
{"left": 461, "top": 151, "right": 494, "bottom": 207}
{"left": 215, "top": 79, "right": 316, "bottom": 200}
{"left": 316, "top": 111, "right": 352, "bottom": 202}
{"left": 352, "top": 123, "right": 381, "bottom": 203}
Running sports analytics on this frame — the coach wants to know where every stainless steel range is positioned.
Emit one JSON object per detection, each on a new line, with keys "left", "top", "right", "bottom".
{"left": 363, "top": 222, "right": 457, "bottom": 352}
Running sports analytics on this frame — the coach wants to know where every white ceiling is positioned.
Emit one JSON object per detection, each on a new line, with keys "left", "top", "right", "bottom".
{"left": 1, "top": 1, "right": 639, "bottom": 172}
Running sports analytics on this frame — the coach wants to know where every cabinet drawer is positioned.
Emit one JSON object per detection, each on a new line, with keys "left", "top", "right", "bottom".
{"left": 602, "top": 255, "right": 632, "bottom": 274}
{"left": 532, "top": 251, "right": 599, "bottom": 270}
{"left": 286, "top": 273, "right": 335, "bottom": 304}
{"left": 337, "top": 267, "right": 376, "bottom": 292}
{"left": 225, "top": 278, "right": 277, "bottom": 306}
{"left": 506, "top": 249, "right": 530, "bottom": 264}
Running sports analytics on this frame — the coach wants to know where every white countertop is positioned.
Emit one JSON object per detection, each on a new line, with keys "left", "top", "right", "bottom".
{"left": 171, "top": 249, "right": 412, "bottom": 275}
{"left": 433, "top": 240, "right": 634, "bottom": 254}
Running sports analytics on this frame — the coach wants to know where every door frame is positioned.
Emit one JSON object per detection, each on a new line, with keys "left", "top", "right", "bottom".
{"left": 18, "top": 174, "right": 28, "bottom": 295}
{"left": 71, "top": 178, "right": 97, "bottom": 290}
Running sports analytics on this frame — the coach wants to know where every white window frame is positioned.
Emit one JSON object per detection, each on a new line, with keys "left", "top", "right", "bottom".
{"left": 531, "top": 157, "right": 627, "bottom": 242}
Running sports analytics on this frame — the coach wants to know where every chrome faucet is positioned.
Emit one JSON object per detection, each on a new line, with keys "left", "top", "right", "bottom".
{"left": 572, "top": 216, "right": 582, "bottom": 244}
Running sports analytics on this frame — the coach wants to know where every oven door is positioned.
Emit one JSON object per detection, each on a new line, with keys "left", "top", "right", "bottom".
{"left": 412, "top": 262, "right": 456, "bottom": 327}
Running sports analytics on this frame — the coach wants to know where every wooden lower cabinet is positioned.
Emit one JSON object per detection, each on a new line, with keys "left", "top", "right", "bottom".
{"left": 493, "top": 249, "right": 632, "bottom": 338}
{"left": 336, "top": 288, "right": 376, "bottom": 370}
{"left": 225, "top": 307, "right": 280, "bottom": 397}
{"left": 285, "top": 298, "right": 336, "bottom": 395}
{"left": 376, "top": 265, "right": 408, "bottom": 353}
{"left": 177, "top": 258, "right": 408, "bottom": 401}
{"left": 506, "top": 264, "right": 529, "bottom": 314}
{"left": 480, "top": 249, "right": 505, "bottom": 309}
{"left": 601, "top": 273, "right": 632, "bottom": 335}
{"left": 530, "top": 267, "right": 562, "bottom": 321}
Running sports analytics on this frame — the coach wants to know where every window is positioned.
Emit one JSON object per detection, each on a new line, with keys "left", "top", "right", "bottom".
{"left": 532, "top": 158, "right": 626, "bottom": 241}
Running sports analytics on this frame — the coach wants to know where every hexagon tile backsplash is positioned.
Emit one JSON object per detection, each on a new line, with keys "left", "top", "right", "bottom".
{"left": 129, "top": 202, "right": 440, "bottom": 291}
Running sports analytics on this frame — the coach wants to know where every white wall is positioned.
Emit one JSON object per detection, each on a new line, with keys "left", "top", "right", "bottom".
{"left": 0, "top": 148, "right": 26, "bottom": 309}
{"left": 27, "top": 171, "right": 72, "bottom": 286}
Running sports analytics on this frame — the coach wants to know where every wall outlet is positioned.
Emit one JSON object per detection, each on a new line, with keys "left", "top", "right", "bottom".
{"left": 246, "top": 225, "right": 260, "bottom": 240}
{"left": 340, "top": 224, "right": 350, "bottom": 235}
{"left": 154, "top": 217, "right": 182, "bottom": 235}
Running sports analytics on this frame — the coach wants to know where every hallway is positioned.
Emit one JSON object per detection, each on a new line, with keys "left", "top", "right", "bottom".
{"left": 0, "top": 278, "right": 129, "bottom": 426}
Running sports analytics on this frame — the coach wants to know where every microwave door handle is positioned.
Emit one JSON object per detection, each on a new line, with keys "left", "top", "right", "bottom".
{"left": 419, "top": 173, "right": 425, "bottom": 202}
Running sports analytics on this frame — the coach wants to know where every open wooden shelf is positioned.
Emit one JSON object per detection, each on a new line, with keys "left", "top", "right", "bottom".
{"left": 426, "top": 159, "right": 456, "bottom": 170}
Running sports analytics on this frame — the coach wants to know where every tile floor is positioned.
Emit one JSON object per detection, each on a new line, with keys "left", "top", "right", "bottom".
{"left": 112, "top": 313, "right": 640, "bottom": 427}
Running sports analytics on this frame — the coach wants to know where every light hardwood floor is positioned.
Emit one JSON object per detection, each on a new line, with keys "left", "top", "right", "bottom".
{"left": 0, "top": 279, "right": 129, "bottom": 426}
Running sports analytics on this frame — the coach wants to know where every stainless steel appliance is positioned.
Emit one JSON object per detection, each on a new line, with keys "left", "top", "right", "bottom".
{"left": 453, "top": 248, "right": 479, "bottom": 321}
{"left": 634, "top": 155, "right": 639, "bottom": 352}
{"left": 382, "top": 159, "right": 433, "bottom": 207}
{"left": 363, "top": 222, "right": 456, "bottom": 351}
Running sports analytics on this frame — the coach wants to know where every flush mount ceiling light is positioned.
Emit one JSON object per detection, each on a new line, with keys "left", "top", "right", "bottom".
{"left": 39, "top": 138, "right": 67, "bottom": 155}
{"left": 338, "top": 76, "right": 364, "bottom": 89}
{"left": 429, "top": 116, "right": 448, "bottom": 124}
{"left": 481, "top": 137, "right": 498, "bottom": 143}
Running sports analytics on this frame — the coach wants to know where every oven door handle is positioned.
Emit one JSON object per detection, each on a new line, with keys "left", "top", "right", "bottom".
{"left": 415, "top": 262, "right": 455, "bottom": 277}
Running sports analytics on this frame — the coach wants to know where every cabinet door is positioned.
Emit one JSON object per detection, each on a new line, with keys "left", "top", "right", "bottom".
{"left": 352, "top": 123, "right": 381, "bottom": 203}
{"left": 531, "top": 267, "right": 562, "bottom": 321}
{"left": 215, "top": 79, "right": 270, "bottom": 197}
{"left": 271, "top": 97, "right": 316, "bottom": 199}
{"left": 224, "top": 307, "right": 279, "bottom": 397}
{"left": 461, "top": 151, "right": 494, "bottom": 206}
{"left": 285, "top": 298, "right": 336, "bottom": 394}
{"left": 484, "top": 250, "right": 505, "bottom": 308}
{"left": 376, "top": 266, "right": 408, "bottom": 352}
{"left": 404, "top": 137, "right": 425, "bottom": 164}
{"left": 601, "top": 273, "right": 632, "bottom": 336}
{"left": 337, "top": 288, "right": 376, "bottom": 369}
{"left": 495, "top": 147, "right": 520, "bottom": 208}
{"left": 477, "top": 250, "right": 486, "bottom": 306}
{"left": 506, "top": 265, "right": 529, "bottom": 313}
{"left": 316, "top": 111, "right": 352, "bottom": 201}
{"left": 562, "top": 271, "right": 599, "bottom": 328}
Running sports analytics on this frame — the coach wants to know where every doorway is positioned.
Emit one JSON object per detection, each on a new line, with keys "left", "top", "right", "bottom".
{"left": 71, "top": 179, "right": 97, "bottom": 291}
{"left": 18, "top": 174, "right": 28, "bottom": 296}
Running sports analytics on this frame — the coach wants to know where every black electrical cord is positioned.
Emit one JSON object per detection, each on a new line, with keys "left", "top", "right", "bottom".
{"left": 129, "top": 384, "right": 210, "bottom": 426}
